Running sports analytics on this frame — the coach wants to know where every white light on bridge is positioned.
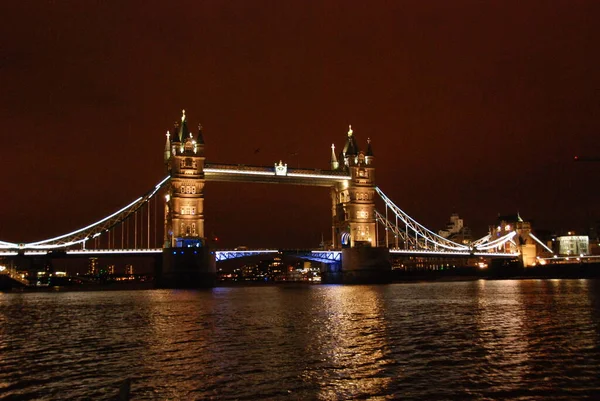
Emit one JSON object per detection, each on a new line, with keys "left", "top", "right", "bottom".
{"left": 204, "top": 168, "right": 275, "bottom": 176}
{"left": 287, "top": 172, "right": 350, "bottom": 180}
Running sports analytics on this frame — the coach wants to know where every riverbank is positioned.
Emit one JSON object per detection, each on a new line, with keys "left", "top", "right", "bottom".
{"left": 2, "top": 262, "right": 599, "bottom": 292}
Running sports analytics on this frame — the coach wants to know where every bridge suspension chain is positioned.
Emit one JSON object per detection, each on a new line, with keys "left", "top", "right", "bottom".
{"left": 374, "top": 187, "right": 523, "bottom": 253}
{"left": 0, "top": 176, "right": 170, "bottom": 250}
{"left": 375, "top": 187, "right": 470, "bottom": 251}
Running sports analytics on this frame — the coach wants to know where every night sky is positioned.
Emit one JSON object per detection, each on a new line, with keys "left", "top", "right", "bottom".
{"left": 1, "top": 1, "right": 599, "bottom": 249}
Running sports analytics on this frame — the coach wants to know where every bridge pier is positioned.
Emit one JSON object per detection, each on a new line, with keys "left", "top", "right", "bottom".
{"left": 157, "top": 248, "right": 216, "bottom": 288}
{"left": 321, "top": 247, "right": 391, "bottom": 284}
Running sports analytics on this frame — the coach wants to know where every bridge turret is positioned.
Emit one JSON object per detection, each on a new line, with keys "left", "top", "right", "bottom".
{"left": 343, "top": 125, "right": 360, "bottom": 168}
{"left": 163, "top": 109, "right": 206, "bottom": 249}
{"left": 160, "top": 110, "right": 215, "bottom": 288}
{"left": 326, "top": 125, "right": 389, "bottom": 283}
{"left": 331, "top": 125, "right": 377, "bottom": 249}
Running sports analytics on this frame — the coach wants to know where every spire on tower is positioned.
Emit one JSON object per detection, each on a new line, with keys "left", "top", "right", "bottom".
{"left": 330, "top": 143, "right": 339, "bottom": 170}
{"left": 164, "top": 131, "right": 171, "bottom": 163}
{"left": 343, "top": 124, "right": 359, "bottom": 156}
{"left": 172, "top": 121, "right": 181, "bottom": 142}
{"left": 366, "top": 137, "right": 373, "bottom": 156}
{"left": 197, "top": 123, "right": 205, "bottom": 145}
{"left": 178, "top": 109, "right": 190, "bottom": 141}
{"left": 364, "top": 137, "right": 374, "bottom": 165}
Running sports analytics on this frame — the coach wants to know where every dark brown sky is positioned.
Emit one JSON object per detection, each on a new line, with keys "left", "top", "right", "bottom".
{"left": 1, "top": 1, "right": 599, "bottom": 248}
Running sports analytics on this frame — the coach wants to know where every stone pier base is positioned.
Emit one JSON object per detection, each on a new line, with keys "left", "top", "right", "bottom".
{"left": 157, "top": 248, "right": 216, "bottom": 288}
{"left": 321, "top": 247, "right": 391, "bottom": 284}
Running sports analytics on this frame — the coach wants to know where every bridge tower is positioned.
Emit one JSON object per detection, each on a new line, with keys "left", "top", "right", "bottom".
{"left": 326, "top": 126, "right": 391, "bottom": 283}
{"left": 158, "top": 110, "right": 216, "bottom": 288}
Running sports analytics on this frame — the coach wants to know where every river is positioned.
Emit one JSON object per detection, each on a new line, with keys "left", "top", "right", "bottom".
{"left": 1, "top": 279, "right": 600, "bottom": 400}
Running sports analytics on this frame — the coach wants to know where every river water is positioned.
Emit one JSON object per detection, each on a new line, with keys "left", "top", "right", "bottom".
{"left": 1, "top": 280, "right": 600, "bottom": 400}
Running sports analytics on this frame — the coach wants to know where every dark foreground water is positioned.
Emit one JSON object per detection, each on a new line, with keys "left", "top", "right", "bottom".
{"left": 2, "top": 280, "right": 600, "bottom": 400}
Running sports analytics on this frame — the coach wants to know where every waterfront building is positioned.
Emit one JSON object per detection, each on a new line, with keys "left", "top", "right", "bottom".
{"left": 557, "top": 234, "right": 590, "bottom": 256}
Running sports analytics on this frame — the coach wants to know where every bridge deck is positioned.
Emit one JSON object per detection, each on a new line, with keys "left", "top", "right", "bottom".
{"left": 0, "top": 248, "right": 518, "bottom": 259}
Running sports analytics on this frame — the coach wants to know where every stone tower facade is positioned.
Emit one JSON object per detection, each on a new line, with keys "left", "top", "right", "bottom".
{"left": 331, "top": 126, "right": 377, "bottom": 249}
{"left": 325, "top": 125, "right": 390, "bottom": 284}
{"left": 159, "top": 110, "right": 215, "bottom": 288}
{"left": 163, "top": 110, "right": 206, "bottom": 248}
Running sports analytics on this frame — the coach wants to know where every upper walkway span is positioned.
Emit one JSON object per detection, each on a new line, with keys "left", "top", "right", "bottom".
{"left": 204, "top": 162, "right": 350, "bottom": 186}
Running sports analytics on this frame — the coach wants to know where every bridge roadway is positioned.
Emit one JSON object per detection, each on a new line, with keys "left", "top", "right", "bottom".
{"left": 0, "top": 248, "right": 518, "bottom": 263}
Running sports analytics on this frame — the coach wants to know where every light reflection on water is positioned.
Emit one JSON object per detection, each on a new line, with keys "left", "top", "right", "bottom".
{"left": 1, "top": 280, "right": 600, "bottom": 400}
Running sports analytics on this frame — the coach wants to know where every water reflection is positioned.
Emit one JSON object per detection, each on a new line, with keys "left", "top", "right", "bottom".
{"left": 305, "top": 286, "right": 392, "bottom": 399}
{"left": 1, "top": 281, "right": 600, "bottom": 399}
{"left": 474, "top": 280, "right": 532, "bottom": 395}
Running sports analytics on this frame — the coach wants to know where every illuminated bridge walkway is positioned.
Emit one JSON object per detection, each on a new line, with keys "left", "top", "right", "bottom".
{"left": 0, "top": 248, "right": 342, "bottom": 264}
{"left": 0, "top": 248, "right": 517, "bottom": 262}
{"left": 0, "top": 167, "right": 522, "bottom": 258}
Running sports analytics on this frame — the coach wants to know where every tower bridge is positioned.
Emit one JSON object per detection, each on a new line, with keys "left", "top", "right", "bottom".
{"left": 0, "top": 110, "right": 524, "bottom": 287}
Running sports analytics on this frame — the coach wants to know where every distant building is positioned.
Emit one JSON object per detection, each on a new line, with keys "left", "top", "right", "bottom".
{"left": 125, "top": 264, "right": 134, "bottom": 275}
{"left": 557, "top": 234, "right": 589, "bottom": 256}
{"left": 439, "top": 213, "right": 473, "bottom": 245}
{"left": 88, "top": 258, "right": 99, "bottom": 275}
